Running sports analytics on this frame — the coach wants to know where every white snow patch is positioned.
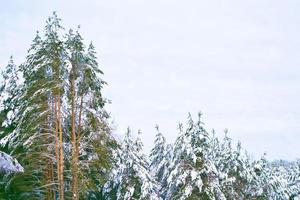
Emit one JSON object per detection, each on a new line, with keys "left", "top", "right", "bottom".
{"left": 0, "top": 151, "right": 23, "bottom": 173}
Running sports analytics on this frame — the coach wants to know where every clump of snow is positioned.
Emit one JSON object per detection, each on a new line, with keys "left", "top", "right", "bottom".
{"left": 0, "top": 151, "right": 23, "bottom": 174}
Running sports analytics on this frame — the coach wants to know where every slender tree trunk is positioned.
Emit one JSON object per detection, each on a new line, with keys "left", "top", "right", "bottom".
{"left": 71, "top": 68, "right": 78, "bottom": 200}
{"left": 48, "top": 99, "right": 55, "bottom": 200}
{"left": 75, "top": 94, "right": 84, "bottom": 199}
{"left": 50, "top": 159, "right": 55, "bottom": 200}
{"left": 46, "top": 140, "right": 54, "bottom": 200}
{"left": 46, "top": 158, "right": 54, "bottom": 200}
{"left": 57, "top": 93, "right": 64, "bottom": 200}
{"left": 45, "top": 111, "right": 54, "bottom": 200}
{"left": 76, "top": 95, "right": 83, "bottom": 164}
{"left": 44, "top": 99, "right": 55, "bottom": 200}
{"left": 54, "top": 95, "right": 61, "bottom": 199}
{"left": 77, "top": 95, "right": 84, "bottom": 148}
{"left": 45, "top": 158, "right": 51, "bottom": 200}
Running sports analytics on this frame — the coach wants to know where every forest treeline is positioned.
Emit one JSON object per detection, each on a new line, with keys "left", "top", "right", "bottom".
{"left": 0, "top": 13, "right": 299, "bottom": 200}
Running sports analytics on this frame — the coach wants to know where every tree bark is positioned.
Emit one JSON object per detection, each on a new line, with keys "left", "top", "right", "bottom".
{"left": 57, "top": 93, "right": 64, "bottom": 200}
{"left": 54, "top": 95, "right": 61, "bottom": 199}
{"left": 71, "top": 67, "right": 78, "bottom": 200}
{"left": 75, "top": 94, "right": 84, "bottom": 199}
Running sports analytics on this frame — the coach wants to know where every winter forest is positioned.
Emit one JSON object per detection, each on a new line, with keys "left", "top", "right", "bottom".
{"left": 0, "top": 13, "right": 299, "bottom": 200}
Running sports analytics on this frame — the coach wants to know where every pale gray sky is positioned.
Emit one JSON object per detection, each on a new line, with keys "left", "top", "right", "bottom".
{"left": 1, "top": 0, "right": 300, "bottom": 160}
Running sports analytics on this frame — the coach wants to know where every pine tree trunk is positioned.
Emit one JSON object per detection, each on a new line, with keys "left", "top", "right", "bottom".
{"left": 50, "top": 159, "right": 55, "bottom": 200}
{"left": 57, "top": 94, "right": 65, "bottom": 200}
{"left": 49, "top": 100, "right": 56, "bottom": 200}
{"left": 77, "top": 95, "right": 84, "bottom": 147}
{"left": 75, "top": 94, "right": 84, "bottom": 199}
{"left": 71, "top": 69, "right": 78, "bottom": 200}
{"left": 43, "top": 105, "right": 53, "bottom": 200}
{"left": 46, "top": 159, "right": 51, "bottom": 200}
{"left": 45, "top": 114, "right": 54, "bottom": 200}
{"left": 46, "top": 159, "right": 54, "bottom": 200}
{"left": 54, "top": 95, "right": 61, "bottom": 199}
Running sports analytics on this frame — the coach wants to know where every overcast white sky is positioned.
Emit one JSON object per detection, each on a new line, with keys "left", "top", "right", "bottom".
{"left": 1, "top": 0, "right": 300, "bottom": 160}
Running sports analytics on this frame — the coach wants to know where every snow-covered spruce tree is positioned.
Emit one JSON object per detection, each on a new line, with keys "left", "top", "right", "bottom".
{"left": 165, "top": 113, "right": 225, "bottom": 200}
{"left": 158, "top": 142, "right": 173, "bottom": 198}
{"left": 207, "top": 129, "right": 248, "bottom": 199}
{"left": 240, "top": 153, "right": 277, "bottom": 199}
{"left": 211, "top": 130, "right": 271, "bottom": 200}
{"left": 103, "top": 128, "right": 161, "bottom": 200}
{"left": 0, "top": 56, "right": 22, "bottom": 153}
{"left": 149, "top": 125, "right": 168, "bottom": 183}
{"left": 149, "top": 125, "right": 174, "bottom": 196}
{"left": 224, "top": 148, "right": 272, "bottom": 199}
{"left": 0, "top": 58, "right": 24, "bottom": 198}
{"left": 211, "top": 131, "right": 242, "bottom": 199}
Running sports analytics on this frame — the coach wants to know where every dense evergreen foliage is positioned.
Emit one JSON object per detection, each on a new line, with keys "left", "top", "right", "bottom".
{"left": 0, "top": 13, "right": 299, "bottom": 199}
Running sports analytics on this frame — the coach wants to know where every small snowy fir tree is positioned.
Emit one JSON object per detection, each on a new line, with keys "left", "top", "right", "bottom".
{"left": 209, "top": 130, "right": 252, "bottom": 199}
{"left": 165, "top": 113, "right": 225, "bottom": 200}
{"left": 149, "top": 125, "right": 168, "bottom": 183}
{"left": 104, "top": 128, "right": 161, "bottom": 200}
{"left": 0, "top": 57, "right": 22, "bottom": 152}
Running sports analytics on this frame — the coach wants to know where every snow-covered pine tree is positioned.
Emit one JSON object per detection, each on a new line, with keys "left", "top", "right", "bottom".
{"left": 165, "top": 113, "right": 225, "bottom": 200}
{"left": 65, "top": 27, "right": 85, "bottom": 200}
{"left": 0, "top": 56, "right": 22, "bottom": 153}
{"left": 243, "top": 154, "right": 270, "bottom": 199}
{"left": 65, "top": 27, "right": 115, "bottom": 199}
{"left": 103, "top": 128, "right": 161, "bottom": 200}
{"left": 158, "top": 142, "right": 173, "bottom": 199}
{"left": 76, "top": 44, "right": 115, "bottom": 197}
{"left": 149, "top": 125, "right": 168, "bottom": 183}
{"left": 3, "top": 13, "right": 67, "bottom": 199}
{"left": 229, "top": 141, "right": 249, "bottom": 198}
{"left": 212, "top": 130, "right": 241, "bottom": 199}
{"left": 43, "top": 14, "right": 67, "bottom": 199}
{"left": 213, "top": 131, "right": 268, "bottom": 199}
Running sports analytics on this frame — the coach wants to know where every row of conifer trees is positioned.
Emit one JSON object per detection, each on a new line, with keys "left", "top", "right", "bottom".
{"left": 0, "top": 13, "right": 299, "bottom": 200}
